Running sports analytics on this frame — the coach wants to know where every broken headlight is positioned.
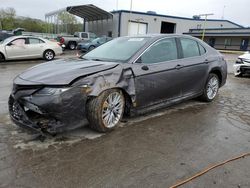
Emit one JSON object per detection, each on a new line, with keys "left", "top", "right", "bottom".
{"left": 34, "top": 87, "right": 71, "bottom": 96}
{"left": 235, "top": 58, "right": 244, "bottom": 64}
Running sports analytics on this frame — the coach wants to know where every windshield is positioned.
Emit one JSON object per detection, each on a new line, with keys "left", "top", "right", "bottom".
{"left": 82, "top": 37, "right": 150, "bottom": 62}
{"left": 92, "top": 37, "right": 101, "bottom": 43}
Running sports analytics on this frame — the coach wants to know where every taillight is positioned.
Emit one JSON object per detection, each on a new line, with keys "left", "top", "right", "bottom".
{"left": 60, "top": 37, "right": 64, "bottom": 44}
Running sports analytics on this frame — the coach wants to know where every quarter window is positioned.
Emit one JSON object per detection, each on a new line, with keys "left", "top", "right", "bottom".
{"left": 198, "top": 43, "right": 206, "bottom": 55}
{"left": 140, "top": 38, "right": 178, "bottom": 64}
{"left": 180, "top": 38, "right": 200, "bottom": 58}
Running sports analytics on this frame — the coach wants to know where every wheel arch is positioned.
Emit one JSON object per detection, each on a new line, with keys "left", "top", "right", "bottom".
{"left": 209, "top": 68, "right": 222, "bottom": 86}
{"left": 43, "top": 49, "right": 55, "bottom": 55}
{"left": 68, "top": 41, "right": 77, "bottom": 45}
{"left": 86, "top": 87, "right": 134, "bottom": 116}
{"left": 0, "top": 51, "right": 5, "bottom": 60}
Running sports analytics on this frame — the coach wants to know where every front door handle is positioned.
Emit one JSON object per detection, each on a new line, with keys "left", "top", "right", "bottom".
{"left": 141, "top": 65, "right": 149, "bottom": 71}
{"left": 175, "top": 64, "right": 183, "bottom": 69}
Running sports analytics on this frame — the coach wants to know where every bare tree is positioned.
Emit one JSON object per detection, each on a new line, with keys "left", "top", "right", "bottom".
{"left": 0, "top": 7, "right": 16, "bottom": 30}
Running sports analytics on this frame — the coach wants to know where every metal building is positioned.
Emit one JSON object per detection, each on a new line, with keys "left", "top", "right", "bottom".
{"left": 46, "top": 4, "right": 249, "bottom": 51}
{"left": 86, "top": 10, "right": 242, "bottom": 37}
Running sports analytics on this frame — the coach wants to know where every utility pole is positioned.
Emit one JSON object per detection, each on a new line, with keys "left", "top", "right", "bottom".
{"left": 199, "top": 13, "right": 214, "bottom": 41}
{"left": 222, "top": 5, "right": 226, "bottom": 19}
{"left": 116, "top": 0, "right": 118, "bottom": 10}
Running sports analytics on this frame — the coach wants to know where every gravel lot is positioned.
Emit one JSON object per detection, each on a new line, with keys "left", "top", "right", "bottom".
{"left": 0, "top": 52, "right": 249, "bottom": 188}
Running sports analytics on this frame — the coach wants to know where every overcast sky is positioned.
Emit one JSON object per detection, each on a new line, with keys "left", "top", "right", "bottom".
{"left": 0, "top": 0, "right": 249, "bottom": 27}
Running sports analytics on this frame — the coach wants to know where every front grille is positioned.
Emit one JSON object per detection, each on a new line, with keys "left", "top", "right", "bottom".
{"left": 12, "top": 84, "right": 42, "bottom": 94}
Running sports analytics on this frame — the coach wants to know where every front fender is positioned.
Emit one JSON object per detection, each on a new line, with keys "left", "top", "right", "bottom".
{"left": 73, "top": 65, "right": 136, "bottom": 103}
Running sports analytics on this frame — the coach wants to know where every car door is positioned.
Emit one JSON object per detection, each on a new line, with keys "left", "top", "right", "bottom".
{"left": 5, "top": 38, "right": 29, "bottom": 59}
{"left": 176, "top": 37, "right": 209, "bottom": 97}
{"left": 132, "top": 37, "right": 182, "bottom": 107}
{"left": 26, "top": 38, "right": 45, "bottom": 58}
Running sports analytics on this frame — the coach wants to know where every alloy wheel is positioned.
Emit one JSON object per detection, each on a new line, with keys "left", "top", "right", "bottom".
{"left": 206, "top": 76, "right": 219, "bottom": 100}
{"left": 102, "top": 92, "right": 124, "bottom": 128}
{"left": 45, "top": 51, "right": 54, "bottom": 60}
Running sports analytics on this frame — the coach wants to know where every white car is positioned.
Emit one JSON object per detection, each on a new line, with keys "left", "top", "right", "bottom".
{"left": 0, "top": 36, "right": 63, "bottom": 62}
{"left": 234, "top": 52, "right": 250, "bottom": 76}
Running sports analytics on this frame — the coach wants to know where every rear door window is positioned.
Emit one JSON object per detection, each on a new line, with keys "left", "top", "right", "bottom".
{"left": 29, "top": 38, "right": 44, "bottom": 44}
{"left": 140, "top": 38, "right": 178, "bottom": 64}
{"left": 180, "top": 38, "right": 200, "bottom": 58}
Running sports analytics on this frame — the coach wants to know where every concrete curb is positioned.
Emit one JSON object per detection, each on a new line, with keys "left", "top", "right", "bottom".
{"left": 219, "top": 50, "right": 247, "bottom": 55}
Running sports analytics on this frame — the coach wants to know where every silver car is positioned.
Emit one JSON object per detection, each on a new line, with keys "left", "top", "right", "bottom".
{"left": 0, "top": 36, "right": 63, "bottom": 62}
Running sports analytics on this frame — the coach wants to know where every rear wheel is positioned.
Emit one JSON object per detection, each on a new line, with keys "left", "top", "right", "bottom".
{"left": 43, "top": 50, "right": 55, "bottom": 61}
{"left": 200, "top": 73, "right": 219, "bottom": 102}
{"left": 86, "top": 89, "right": 125, "bottom": 133}
{"left": 0, "top": 53, "right": 5, "bottom": 63}
{"left": 68, "top": 42, "right": 76, "bottom": 50}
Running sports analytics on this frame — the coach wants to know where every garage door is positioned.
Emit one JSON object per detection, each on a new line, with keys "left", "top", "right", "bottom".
{"left": 128, "top": 22, "right": 147, "bottom": 36}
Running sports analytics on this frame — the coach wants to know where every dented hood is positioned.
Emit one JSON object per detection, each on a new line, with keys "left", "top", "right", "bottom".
{"left": 16, "top": 58, "right": 119, "bottom": 85}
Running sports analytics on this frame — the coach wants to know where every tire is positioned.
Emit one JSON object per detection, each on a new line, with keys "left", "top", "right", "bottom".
{"left": 88, "top": 46, "right": 95, "bottom": 51}
{"left": 0, "top": 53, "right": 5, "bottom": 63}
{"left": 68, "top": 42, "right": 76, "bottom": 50}
{"left": 86, "top": 89, "right": 125, "bottom": 133}
{"left": 235, "top": 73, "right": 243, "bottom": 77}
{"left": 200, "top": 73, "right": 220, "bottom": 102}
{"left": 43, "top": 50, "right": 55, "bottom": 61}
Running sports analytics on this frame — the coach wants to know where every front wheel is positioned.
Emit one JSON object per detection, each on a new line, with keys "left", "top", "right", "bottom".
{"left": 200, "top": 73, "right": 219, "bottom": 102}
{"left": 86, "top": 89, "right": 125, "bottom": 133}
{"left": 88, "top": 46, "right": 95, "bottom": 51}
{"left": 43, "top": 50, "right": 55, "bottom": 61}
{"left": 0, "top": 53, "right": 5, "bottom": 63}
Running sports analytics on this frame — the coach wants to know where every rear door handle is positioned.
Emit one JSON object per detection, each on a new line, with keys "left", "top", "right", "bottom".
{"left": 204, "top": 59, "right": 210, "bottom": 64}
{"left": 175, "top": 64, "right": 183, "bottom": 69}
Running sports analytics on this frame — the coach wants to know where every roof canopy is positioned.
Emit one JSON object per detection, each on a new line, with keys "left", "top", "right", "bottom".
{"left": 66, "top": 4, "right": 113, "bottom": 21}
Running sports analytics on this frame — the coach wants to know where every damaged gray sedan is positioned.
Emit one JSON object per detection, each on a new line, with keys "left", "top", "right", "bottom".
{"left": 9, "top": 34, "right": 227, "bottom": 134}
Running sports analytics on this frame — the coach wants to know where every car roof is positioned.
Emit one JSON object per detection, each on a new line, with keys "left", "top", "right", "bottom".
{"left": 124, "top": 34, "right": 195, "bottom": 39}
{"left": 8, "top": 35, "right": 44, "bottom": 40}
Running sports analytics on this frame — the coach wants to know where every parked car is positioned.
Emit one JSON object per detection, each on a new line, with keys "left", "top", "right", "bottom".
{"left": 0, "top": 36, "right": 63, "bottom": 62}
{"left": 9, "top": 34, "right": 227, "bottom": 135}
{"left": 234, "top": 52, "right": 250, "bottom": 76}
{"left": 77, "top": 37, "right": 112, "bottom": 52}
{"left": 0, "top": 28, "right": 25, "bottom": 42}
{"left": 0, "top": 32, "right": 13, "bottom": 42}
{"left": 58, "top": 32, "right": 97, "bottom": 50}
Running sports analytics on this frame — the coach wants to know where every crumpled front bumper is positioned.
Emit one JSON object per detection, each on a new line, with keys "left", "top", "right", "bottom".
{"left": 8, "top": 86, "right": 88, "bottom": 134}
{"left": 233, "top": 63, "right": 250, "bottom": 75}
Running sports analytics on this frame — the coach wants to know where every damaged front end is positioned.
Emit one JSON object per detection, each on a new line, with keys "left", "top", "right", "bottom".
{"left": 9, "top": 82, "right": 89, "bottom": 135}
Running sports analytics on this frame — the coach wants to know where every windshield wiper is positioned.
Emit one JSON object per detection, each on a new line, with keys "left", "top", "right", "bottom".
{"left": 90, "top": 58, "right": 104, "bottom": 61}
